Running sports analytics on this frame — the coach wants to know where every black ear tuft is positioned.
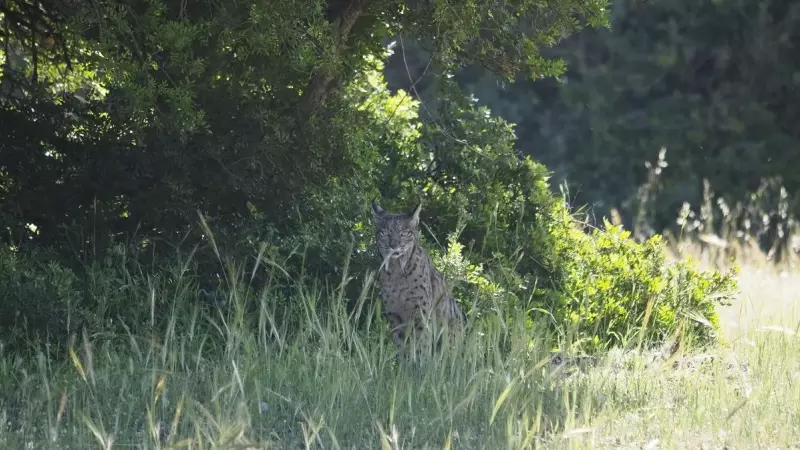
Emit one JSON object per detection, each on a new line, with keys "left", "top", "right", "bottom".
{"left": 409, "top": 201, "right": 422, "bottom": 218}
{"left": 371, "top": 199, "right": 385, "bottom": 219}
{"left": 408, "top": 201, "right": 422, "bottom": 227}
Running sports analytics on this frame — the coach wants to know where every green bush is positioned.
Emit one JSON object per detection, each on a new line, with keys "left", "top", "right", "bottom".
{"left": 543, "top": 221, "right": 736, "bottom": 350}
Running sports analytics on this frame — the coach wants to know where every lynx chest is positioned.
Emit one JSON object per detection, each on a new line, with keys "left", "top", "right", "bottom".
{"left": 377, "top": 250, "right": 435, "bottom": 316}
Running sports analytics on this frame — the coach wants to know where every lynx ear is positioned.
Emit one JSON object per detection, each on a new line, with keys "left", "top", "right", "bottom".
{"left": 371, "top": 199, "right": 385, "bottom": 220}
{"left": 408, "top": 202, "right": 422, "bottom": 227}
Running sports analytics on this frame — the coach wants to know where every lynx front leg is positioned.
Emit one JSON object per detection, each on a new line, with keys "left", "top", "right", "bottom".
{"left": 384, "top": 311, "right": 429, "bottom": 366}
{"left": 384, "top": 312, "right": 406, "bottom": 347}
{"left": 384, "top": 312, "right": 411, "bottom": 365}
{"left": 406, "top": 311, "right": 441, "bottom": 364}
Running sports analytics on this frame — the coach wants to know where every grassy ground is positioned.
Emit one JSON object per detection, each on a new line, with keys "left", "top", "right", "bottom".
{"left": 0, "top": 246, "right": 798, "bottom": 449}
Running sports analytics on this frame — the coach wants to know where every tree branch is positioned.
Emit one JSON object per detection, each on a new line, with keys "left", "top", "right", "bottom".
{"left": 301, "top": 0, "right": 368, "bottom": 114}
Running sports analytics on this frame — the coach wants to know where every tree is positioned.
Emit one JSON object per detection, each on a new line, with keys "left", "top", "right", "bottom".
{"left": 1, "top": 0, "right": 608, "bottom": 256}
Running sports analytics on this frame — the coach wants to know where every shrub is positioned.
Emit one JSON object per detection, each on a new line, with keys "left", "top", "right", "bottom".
{"left": 542, "top": 220, "right": 737, "bottom": 351}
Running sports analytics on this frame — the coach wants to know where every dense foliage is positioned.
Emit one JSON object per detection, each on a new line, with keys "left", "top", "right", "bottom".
{"left": 0, "top": 0, "right": 737, "bottom": 355}
{"left": 393, "top": 0, "right": 800, "bottom": 252}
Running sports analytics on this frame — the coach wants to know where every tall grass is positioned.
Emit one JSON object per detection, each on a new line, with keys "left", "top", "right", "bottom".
{"left": 0, "top": 236, "right": 798, "bottom": 449}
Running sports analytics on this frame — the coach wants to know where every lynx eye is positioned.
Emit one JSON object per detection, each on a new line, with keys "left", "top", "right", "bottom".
{"left": 400, "top": 230, "right": 412, "bottom": 238}
{"left": 379, "top": 230, "right": 389, "bottom": 237}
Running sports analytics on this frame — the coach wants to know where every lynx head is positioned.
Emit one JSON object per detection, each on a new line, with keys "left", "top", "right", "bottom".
{"left": 371, "top": 199, "right": 422, "bottom": 263}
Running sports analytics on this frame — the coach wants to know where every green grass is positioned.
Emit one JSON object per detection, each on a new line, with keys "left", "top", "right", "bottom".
{"left": 0, "top": 253, "right": 798, "bottom": 449}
